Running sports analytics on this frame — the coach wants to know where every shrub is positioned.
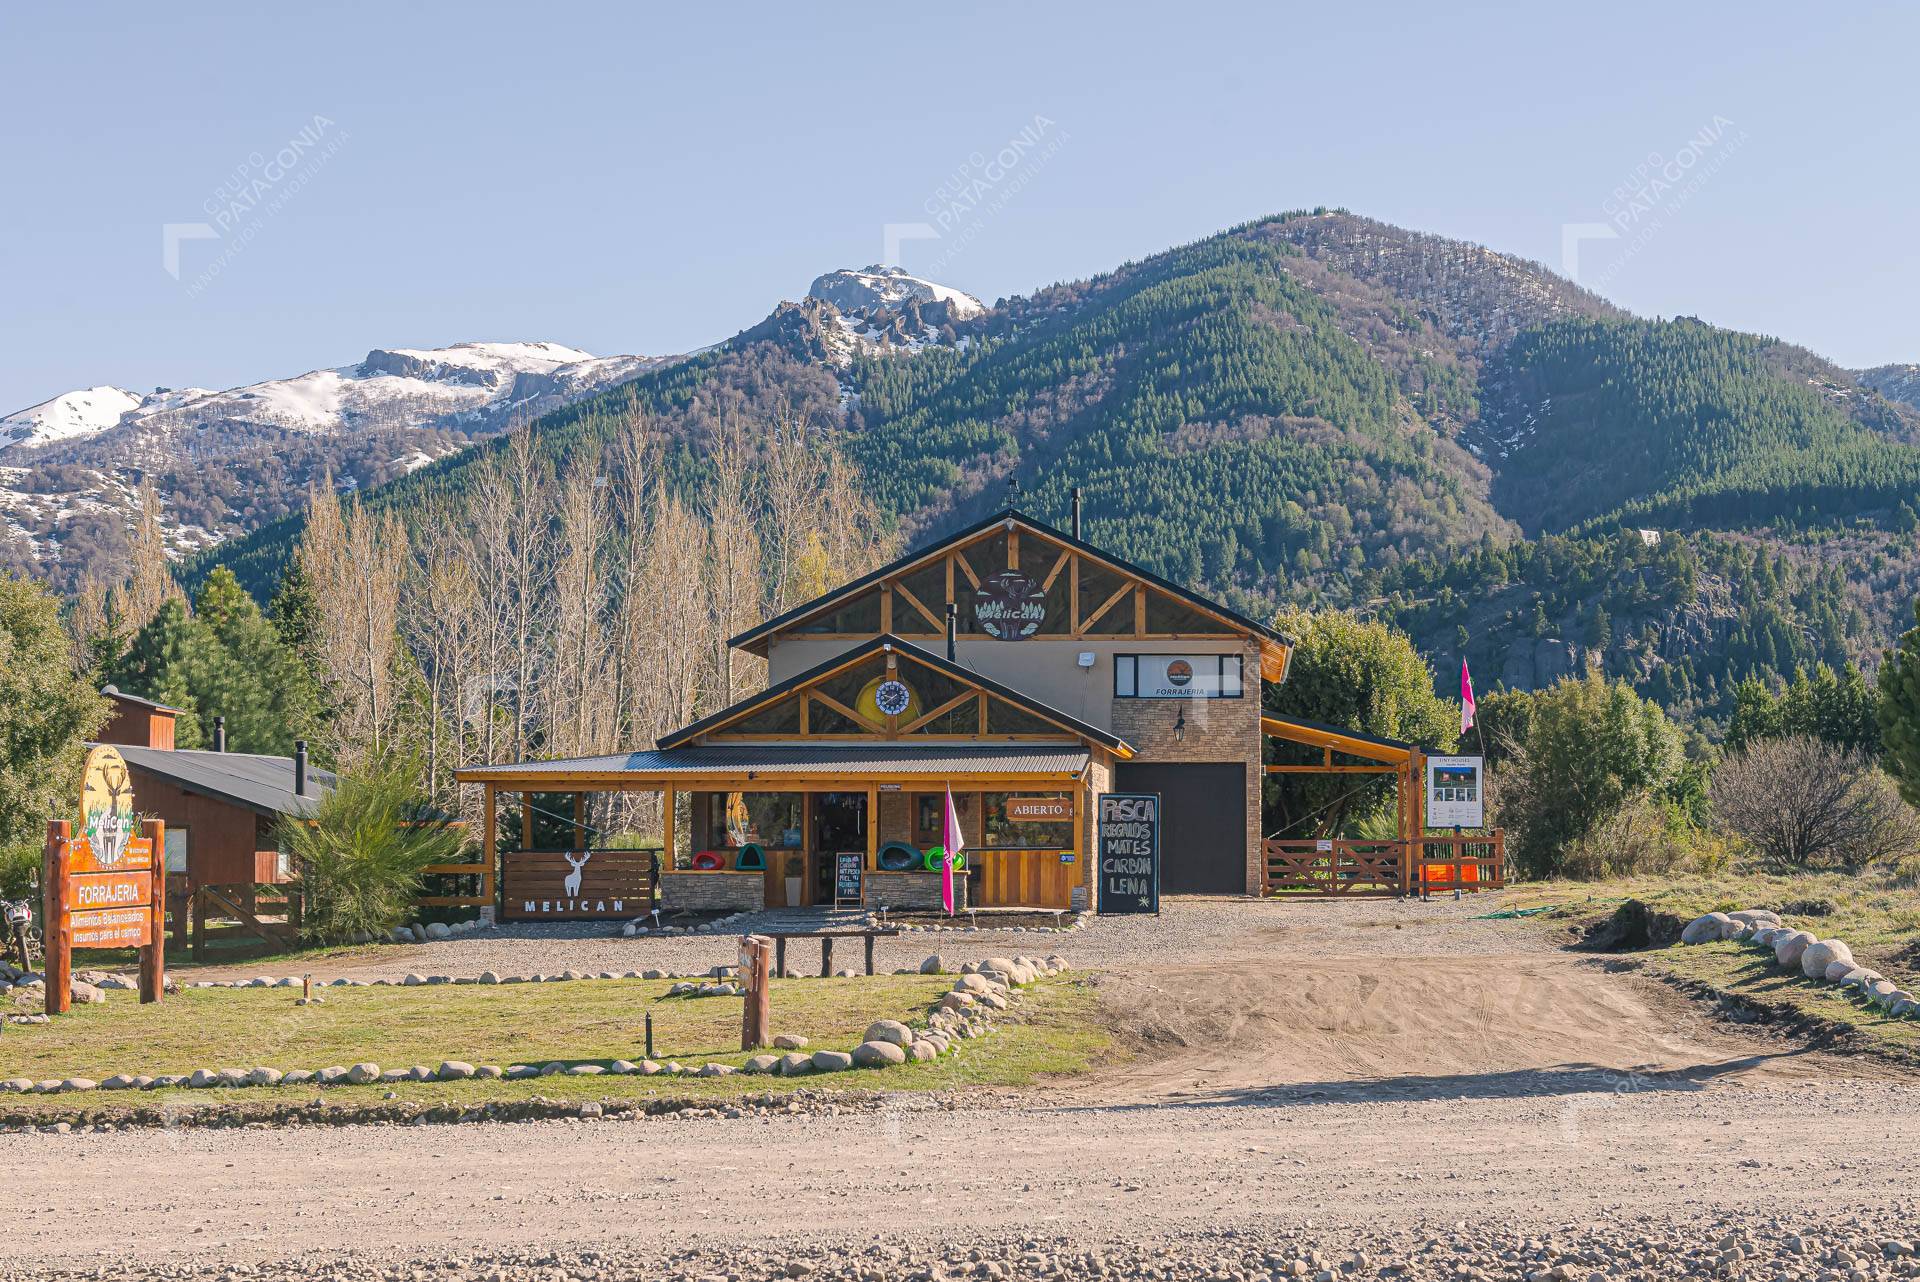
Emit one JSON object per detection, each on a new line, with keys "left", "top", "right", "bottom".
{"left": 1500, "top": 673, "right": 1684, "bottom": 879}
{"left": 1709, "top": 735, "right": 1920, "bottom": 870}
{"left": 0, "top": 842, "right": 38, "bottom": 901}
{"left": 279, "top": 761, "right": 467, "bottom": 943}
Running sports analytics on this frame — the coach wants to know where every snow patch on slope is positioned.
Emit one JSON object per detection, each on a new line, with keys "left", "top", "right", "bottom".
{"left": 809, "top": 265, "right": 984, "bottom": 318}
{"left": 0, "top": 386, "right": 142, "bottom": 449}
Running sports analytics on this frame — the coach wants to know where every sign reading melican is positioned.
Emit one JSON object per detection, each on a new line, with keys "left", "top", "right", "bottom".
{"left": 1096, "top": 792, "right": 1159, "bottom": 915}
{"left": 974, "top": 570, "right": 1046, "bottom": 640}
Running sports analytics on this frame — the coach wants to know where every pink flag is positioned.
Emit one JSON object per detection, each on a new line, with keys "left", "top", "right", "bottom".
{"left": 1460, "top": 658, "right": 1477, "bottom": 737}
{"left": 941, "top": 785, "right": 964, "bottom": 916}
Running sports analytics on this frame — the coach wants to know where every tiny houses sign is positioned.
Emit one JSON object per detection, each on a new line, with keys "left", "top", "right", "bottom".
{"left": 44, "top": 745, "right": 166, "bottom": 1013}
{"left": 1096, "top": 792, "right": 1159, "bottom": 915}
{"left": 1426, "top": 755, "right": 1485, "bottom": 829}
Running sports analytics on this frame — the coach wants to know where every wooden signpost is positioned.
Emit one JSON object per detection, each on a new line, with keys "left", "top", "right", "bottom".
{"left": 43, "top": 745, "right": 166, "bottom": 1015}
{"left": 738, "top": 933, "right": 773, "bottom": 1051}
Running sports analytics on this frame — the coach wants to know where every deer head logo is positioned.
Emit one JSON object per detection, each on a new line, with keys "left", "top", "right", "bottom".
{"left": 562, "top": 851, "right": 591, "bottom": 899}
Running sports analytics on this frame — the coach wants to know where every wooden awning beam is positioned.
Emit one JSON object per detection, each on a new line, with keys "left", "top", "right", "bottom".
{"left": 1260, "top": 716, "right": 1413, "bottom": 764}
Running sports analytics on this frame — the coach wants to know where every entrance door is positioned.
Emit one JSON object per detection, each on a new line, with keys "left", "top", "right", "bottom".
{"left": 812, "top": 792, "right": 867, "bottom": 903}
{"left": 1112, "top": 762, "right": 1247, "bottom": 895}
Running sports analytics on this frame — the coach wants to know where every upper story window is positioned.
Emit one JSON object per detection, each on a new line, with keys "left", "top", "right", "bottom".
{"left": 1114, "top": 653, "right": 1244, "bottom": 699}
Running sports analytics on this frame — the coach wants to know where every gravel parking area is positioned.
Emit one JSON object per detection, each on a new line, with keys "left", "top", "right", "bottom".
{"left": 178, "top": 892, "right": 1548, "bottom": 983}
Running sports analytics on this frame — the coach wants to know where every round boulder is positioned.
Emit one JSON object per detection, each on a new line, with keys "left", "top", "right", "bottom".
{"left": 863, "top": 1019, "right": 913, "bottom": 1047}
{"left": 1682, "top": 912, "right": 1732, "bottom": 945}
{"left": 1728, "top": 909, "right": 1782, "bottom": 927}
{"left": 778, "top": 1053, "right": 813, "bottom": 1076}
{"left": 810, "top": 1050, "right": 853, "bottom": 1073}
{"left": 851, "top": 1040, "right": 907, "bottom": 1068}
{"left": 1827, "top": 960, "right": 1864, "bottom": 983}
{"left": 1774, "top": 931, "right": 1818, "bottom": 969}
{"left": 920, "top": 955, "right": 946, "bottom": 975}
{"left": 1801, "top": 939, "right": 1853, "bottom": 979}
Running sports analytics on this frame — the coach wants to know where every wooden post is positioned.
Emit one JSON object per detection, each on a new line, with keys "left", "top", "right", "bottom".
{"left": 663, "top": 788, "right": 676, "bottom": 868}
{"left": 140, "top": 818, "right": 165, "bottom": 1004}
{"left": 482, "top": 783, "right": 498, "bottom": 914}
{"left": 191, "top": 885, "right": 207, "bottom": 960}
{"left": 864, "top": 934, "right": 875, "bottom": 976}
{"left": 44, "top": 822, "right": 71, "bottom": 1016}
{"left": 820, "top": 935, "right": 834, "bottom": 977}
{"left": 739, "top": 934, "right": 772, "bottom": 1051}
{"left": 865, "top": 786, "right": 878, "bottom": 870}
{"left": 572, "top": 791, "right": 586, "bottom": 851}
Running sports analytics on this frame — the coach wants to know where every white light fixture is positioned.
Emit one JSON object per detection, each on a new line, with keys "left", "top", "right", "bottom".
{"left": 1076, "top": 651, "right": 1096, "bottom": 669}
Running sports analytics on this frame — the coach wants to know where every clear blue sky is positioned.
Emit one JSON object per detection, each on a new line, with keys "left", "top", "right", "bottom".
{"left": 3, "top": 1, "right": 1915, "bottom": 411}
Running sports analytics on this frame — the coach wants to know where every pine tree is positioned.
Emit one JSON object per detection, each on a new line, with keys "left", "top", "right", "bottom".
{"left": 1877, "top": 599, "right": 1920, "bottom": 807}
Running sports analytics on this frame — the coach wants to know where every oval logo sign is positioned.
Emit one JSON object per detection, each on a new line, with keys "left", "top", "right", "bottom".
{"left": 974, "top": 570, "right": 1046, "bottom": 641}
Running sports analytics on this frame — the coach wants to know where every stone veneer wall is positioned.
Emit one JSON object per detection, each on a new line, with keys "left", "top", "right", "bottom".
{"left": 1104, "top": 639, "right": 1265, "bottom": 896}
{"left": 658, "top": 871, "right": 766, "bottom": 913}
{"left": 866, "top": 870, "right": 967, "bottom": 910}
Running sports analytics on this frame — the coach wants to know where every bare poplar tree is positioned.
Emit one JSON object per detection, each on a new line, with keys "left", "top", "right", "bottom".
{"left": 403, "top": 490, "right": 480, "bottom": 802}
{"left": 299, "top": 481, "right": 407, "bottom": 768}
{"left": 123, "top": 478, "right": 177, "bottom": 630}
{"left": 549, "top": 446, "right": 616, "bottom": 759}
{"left": 501, "top": 427, "right": 554, "bottom": 763}
{"left": 702, "top": 420, "right": 765, "bottom": 705}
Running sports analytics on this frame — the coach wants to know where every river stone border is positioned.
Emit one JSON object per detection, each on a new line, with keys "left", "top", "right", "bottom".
{"left": 1681, "top": 909, "right": 1919, "bottom": 1018}
{"left": 0, "top": 954, "right": 1069, "bottom": 1099}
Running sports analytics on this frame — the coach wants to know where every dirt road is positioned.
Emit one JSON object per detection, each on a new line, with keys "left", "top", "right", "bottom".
{"left": 8, "top": 900, "right": 1918, "bottom": 1281}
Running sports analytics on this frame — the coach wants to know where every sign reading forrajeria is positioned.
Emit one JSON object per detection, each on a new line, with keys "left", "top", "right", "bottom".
{"left": 974, "top": 570, "right": 1046, "bottom": 640}
{"left": 44, "top": 744, "right": 166, "bottom": 1013}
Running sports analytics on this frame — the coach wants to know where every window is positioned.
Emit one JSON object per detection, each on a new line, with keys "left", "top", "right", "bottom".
{"left": 164, "top": 827, "right": 189, "bottom": 874}
{"left": 981, "top": 792, "right": 1074, "bottom": 849}
{"left": 1115, "top": 653, "right": 1244, "bottom": 699}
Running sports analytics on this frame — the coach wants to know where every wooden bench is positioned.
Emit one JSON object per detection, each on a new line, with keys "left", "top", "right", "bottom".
{"left": 761, "top": 929, "right": 902, "bottom": 977}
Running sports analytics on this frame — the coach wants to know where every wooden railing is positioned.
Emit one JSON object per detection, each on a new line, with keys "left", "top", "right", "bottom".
{"left": 1261, "top": 839, "right": 1404, "bottom": 896}
{"left": 417, "top": 859, "right": 496, "bottom": 909}
{"left": 1262, "top": 832, "right": 1505, "bottom": 897}
{"left": 1412, "top": 832, "right": 1505, "bottom": 892}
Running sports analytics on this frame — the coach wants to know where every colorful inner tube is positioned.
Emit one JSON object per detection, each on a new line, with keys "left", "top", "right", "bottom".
{"left": 690, "top": 850, "right": 726, "bottom": 871}
{"left": 876, "top": 842, "right": 921, "bottom": 871}
{"left": 922, "top": 844, "right": 967, "bottom": 872}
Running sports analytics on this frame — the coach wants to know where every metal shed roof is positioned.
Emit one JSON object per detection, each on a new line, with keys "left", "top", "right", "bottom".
{"left": 115, "top": 745, "right": 337, "bottom": 819}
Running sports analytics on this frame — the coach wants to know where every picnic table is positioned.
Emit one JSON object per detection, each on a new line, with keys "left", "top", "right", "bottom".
{"left": 760, "top": 928, "right": 902, "bottom": 977}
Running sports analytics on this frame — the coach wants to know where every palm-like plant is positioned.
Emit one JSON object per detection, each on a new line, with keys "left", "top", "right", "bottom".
{"left": 278, "top": 761, "right": 466, "bottom": 943}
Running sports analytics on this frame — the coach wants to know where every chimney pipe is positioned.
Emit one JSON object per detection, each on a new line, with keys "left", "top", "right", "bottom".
{"left": 213, "top": 715, "right": 227, "bottom": 753}
{"left": 294, "top": 740, "right": 308, "bottom": 796}
{"left": 945, "top": 602, "right": 958, "bottom": 662}
{"left": 1071, "top": 486, "right": 1083, "bottom": 540}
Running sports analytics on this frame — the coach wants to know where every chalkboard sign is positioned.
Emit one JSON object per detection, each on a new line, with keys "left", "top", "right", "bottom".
{"left": 1096, "top": 792, "right": 1160, "bottom": 914}
{"left": 833, "top": 851, "right": 864, "bottom": 907}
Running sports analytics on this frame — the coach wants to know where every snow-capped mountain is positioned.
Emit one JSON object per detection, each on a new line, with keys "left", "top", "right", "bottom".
{"left": 0, "top": 341, "right": 670, "bottom": 455}
{"left": 0, "top": 339, "right": 676, "bottom": 588}
{"left": 801, "top": 266, "right": 987, "bottom": 364}
{"left": 1, "top": 386, "right": 145, "bottom": 450}
{"left": 809, "top": 265, "right": 985, "bottom": 319}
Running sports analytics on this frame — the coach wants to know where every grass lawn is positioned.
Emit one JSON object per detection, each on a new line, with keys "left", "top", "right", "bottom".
{"left": 1500, "top": 865, "right": 1920, "bottom": 1058}
{"left": 1, "top": 974, "right": 1115, "bottom": 1116}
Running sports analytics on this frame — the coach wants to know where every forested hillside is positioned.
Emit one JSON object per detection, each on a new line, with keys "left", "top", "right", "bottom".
{"left": 189, "top": 209, "right": 1920, "bottom": 736}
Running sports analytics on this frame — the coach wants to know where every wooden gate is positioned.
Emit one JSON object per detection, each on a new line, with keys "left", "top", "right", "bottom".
{"left": 1261, "top": 839, "right": 1403, "bottom": 895}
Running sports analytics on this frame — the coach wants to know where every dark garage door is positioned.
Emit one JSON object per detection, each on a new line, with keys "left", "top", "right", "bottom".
{"left": 1112, "top": 762, "right": 1247, "bottom": 895}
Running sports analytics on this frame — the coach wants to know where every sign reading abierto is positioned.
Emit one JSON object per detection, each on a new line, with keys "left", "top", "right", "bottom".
{"left": 1426, "top": 755, "right": 1485, "bottom": 829}
{"left": 1004, "top": 795, "right": 1072, "bottom": 822}
{"left": 1096, "top": 792, "right": 1159, "bottom": 915}
{"left": 45, "top": 744, "right": 165, "bottom": 1013}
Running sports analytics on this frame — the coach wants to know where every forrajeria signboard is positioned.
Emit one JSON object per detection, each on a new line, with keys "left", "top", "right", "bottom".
{"left": 44, "top": 745, "right": 167, "bottom": 1013}
{"left": 1425, "top": 755, "right": 1485, "bottom": 829}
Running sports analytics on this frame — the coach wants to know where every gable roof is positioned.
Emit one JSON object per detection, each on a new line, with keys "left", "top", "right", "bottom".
{"left": 659, "top": 633, "right": 1135, "bottom": 756}
{"left": 727, "top": 507, "right": 1293, "bottom": 659}
{"left": 101, "top": 684, "right": 185, "bottom": 715}
{"left": 114, "top": 745, "right": 336, "bottom": 819}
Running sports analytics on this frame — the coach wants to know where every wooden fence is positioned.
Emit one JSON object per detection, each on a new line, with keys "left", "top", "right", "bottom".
{"left": 1261, "top": 832, "right": 1505, "bottom": 897}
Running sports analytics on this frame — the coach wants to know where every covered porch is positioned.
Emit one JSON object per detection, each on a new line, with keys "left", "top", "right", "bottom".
{"left": 455, "top": 744, "right": 1096, "bottom": 920}
{"left": 1261, "top": 715, "right": 1503, "bottom": 896}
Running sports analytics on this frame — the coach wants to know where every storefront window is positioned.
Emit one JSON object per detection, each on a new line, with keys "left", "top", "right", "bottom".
{"left": 981, "top": 792, "right": 1074, "bottom": 849}
{"left": 701, "top": 792, "right": 803, "bottom": 850}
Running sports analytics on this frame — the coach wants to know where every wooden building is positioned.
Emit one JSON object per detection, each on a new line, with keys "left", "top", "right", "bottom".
{"left": 458, "top": 507, "right": 1311, "bottom": 916}
{"left": 94, "top": 687, "right": 333, "bottom": 917}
